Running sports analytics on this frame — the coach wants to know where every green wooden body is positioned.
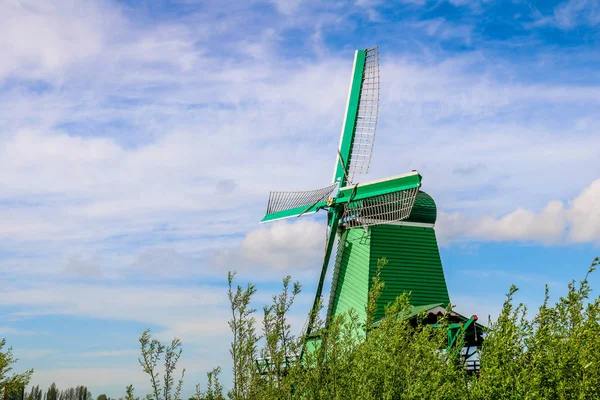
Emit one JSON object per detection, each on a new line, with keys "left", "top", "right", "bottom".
{"left": 327, "top": 191, "right": 450, "bottom": 322}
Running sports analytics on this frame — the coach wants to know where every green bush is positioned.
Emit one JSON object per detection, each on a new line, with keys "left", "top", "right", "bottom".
{"left": 133, "top": 256, "right": 600, "bottom": 400}
{"left": 0, "top": 338, "right": 33, "bottom": 400}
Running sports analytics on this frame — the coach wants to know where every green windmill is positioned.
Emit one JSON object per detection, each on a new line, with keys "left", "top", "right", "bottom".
{"left": 260, "top": 47, "right": 482, "bottom": 367}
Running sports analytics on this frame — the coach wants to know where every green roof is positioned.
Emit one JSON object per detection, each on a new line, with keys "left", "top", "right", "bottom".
{"left": 370, "top": 303, "right": 486, "bottom": 331}
{"left": 370, "top": 303, "right": 444, "bottom": 328}
{"left": 405, "top": 191, "right": 437, "bottom": 224}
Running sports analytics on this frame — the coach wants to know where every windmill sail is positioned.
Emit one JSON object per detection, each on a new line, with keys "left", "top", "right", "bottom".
{"left": 341, "top": 186, "right": 419, "bottom": 228}
{"left": 325, "top": 230, "right": 349, "bottom": 322}
{"left": 300, "top": 208, "right": 341, "bottom": 357}
{"left": 261, "top": 183, "right": 337, "bottom": 223}
{"left": 333, "top": 46, "right": 380, "bottom": 187}
{"left": 347, "top": 47, "right": 379, "bottom": 184}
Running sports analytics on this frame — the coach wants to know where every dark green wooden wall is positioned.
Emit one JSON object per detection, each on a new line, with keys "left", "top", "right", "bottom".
{"left": 369, "top": 224, "right": 450, "bottom": 320}
{"left": 328, "top": 224, "right": 449, "bottom": 323}
{"left": 329, "top": 229, "right": 370, "bottom": 322}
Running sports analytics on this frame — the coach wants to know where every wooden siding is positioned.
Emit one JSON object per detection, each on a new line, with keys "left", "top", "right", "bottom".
{"left": 329, "top": 228, "right": 371, "bottom": 321}
{"left": 369, "top": 224, "right": 450, "bottom": 320}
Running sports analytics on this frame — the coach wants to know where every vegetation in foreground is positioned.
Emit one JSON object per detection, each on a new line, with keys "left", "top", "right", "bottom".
{"left": 3, "top": 257, "right": 599, "bottom": 399}
{"left": 0, "top": 339, "right": 33, "bottom": 400}
{"left": 131, "top": 257, "right": 600, "bottom": 399}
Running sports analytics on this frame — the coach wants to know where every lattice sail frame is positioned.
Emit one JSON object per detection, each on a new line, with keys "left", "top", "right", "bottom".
{"left": 325, "top": 230, "right": 348, "bottom": 322}
{"left": 341, "top": 186, "right": 419, "bottom": 228}
{"left": 265, "top": 183, "right": 337, "bottom": 215}
{"left": 347, "top": 47, "right": 380, "bottom": 184}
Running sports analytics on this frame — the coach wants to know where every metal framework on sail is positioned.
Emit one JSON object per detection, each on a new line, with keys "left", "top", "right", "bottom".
{"left": 265, "top": 183, "right": 337, "bottom": 215}
{"left": 340, "top": 186, "right": 419, "bottom": 228}
{"left": 325, "top": 231, "right": 348, "bottom": 322}
{"left": 347, "top": 47, "right": 380, "bottom": 184}
{"left": 255, "top": 353, "right": 299, "bottom": 375}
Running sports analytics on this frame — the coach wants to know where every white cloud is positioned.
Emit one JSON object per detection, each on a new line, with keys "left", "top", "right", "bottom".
{"left": 553, "top": 0, "right": 600, "bottom": 30}
{"left": 0, "top": 1, "right": 112, "bottom": 80}
{"left": 0, "top": 281, "right": 227, "bottom": 327}
{"left": 448, "top": 0, "right": 471, "bottom": 5}
{"left": 64, "top": 255, "right": 104, "bottom": 278}
{"left": 212, "top": 219, "right": 327, "bottom": 283}
{"left": 77, "top": 349, "right": 139, "bottom": 358}
{"left": 437, "top": 178, "right": 600, "bottom": 244}
{"left": 0, "top": 44, "right": 598, "bottom": 287}
{"left": 240, "top": 220, "right": 325, "bottom": 269}
{"left": 529, "top": 0, "right": 600, "bottom": 30}
{"left": 411, "top": 17, "right": 473, "bottom": 44}
{"left": 398, "top": 0, "right": 428, "bottom": 5}
{"left": 473, "top": 200, "right": 567, "bottom": 244}
{"left": 14, "top": 348, "right": 58, "bottom": 360}
{"left": 156, "top": 318, "right": 231, "bottom": 345}
{"left": 452, "top": 294, "right": 503, "bottom": 325}
{"left": 0, "top": 326, "right": 40, "bottom": 336}
{"left": 568, "top": 178, "right": 600, "bottom": 242}
{"left": 269, "top": 0, "right": 304, "bottom": 15}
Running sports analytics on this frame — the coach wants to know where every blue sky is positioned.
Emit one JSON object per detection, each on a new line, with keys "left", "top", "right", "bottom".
{"left": 1, "top": 0, "right": 600, "bottom": 396}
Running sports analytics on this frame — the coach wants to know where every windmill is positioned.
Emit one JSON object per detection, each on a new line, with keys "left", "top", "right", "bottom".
{"left": 260, "top": 47, "right": 483, "bottom": 366}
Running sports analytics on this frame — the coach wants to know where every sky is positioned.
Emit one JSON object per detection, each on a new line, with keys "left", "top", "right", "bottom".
{"left": 1, "top": 0, "right": 600, "bottom": 397}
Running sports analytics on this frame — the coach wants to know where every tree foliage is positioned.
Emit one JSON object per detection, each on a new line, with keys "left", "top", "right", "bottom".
{"left": 137, "top": 329, "right": 185, "bottom": 400}
{"left": 130, "top": 256, "right": 600, "bottom": 400}
{"left": 227, "top": 272, "right": 258, "bottom": 400}
{"left": 470, "top": 256, "right": 600, "bottom": 399}
{"left": 0, "top": 338, "right": 33, "bottom": 400}
{"left": 27, "top": 385, "right": 43, "bottom": 400}
{"left": 220, "top": 256, "right": 600, "bottom": 399}
{"left": 20, "top": 384, "right": 93, "bottom": 400}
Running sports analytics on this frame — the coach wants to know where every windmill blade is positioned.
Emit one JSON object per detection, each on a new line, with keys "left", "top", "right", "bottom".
{"left": 301, "top": 209, "right": 340, "bottom": 357}
{"left": 333, "top": 46, "right": 380, "bottom": 187}
{"left": 261, "top": 183, "right": 337, "bottom": 223}
{"left": 341, "top": 186, "right": 419, "bottom": 228}
{"left": 347, "top": 47, "right": 380, "bottom": 184}
{"left": 325, "top": 229, "right": 348, "bottom": 322}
